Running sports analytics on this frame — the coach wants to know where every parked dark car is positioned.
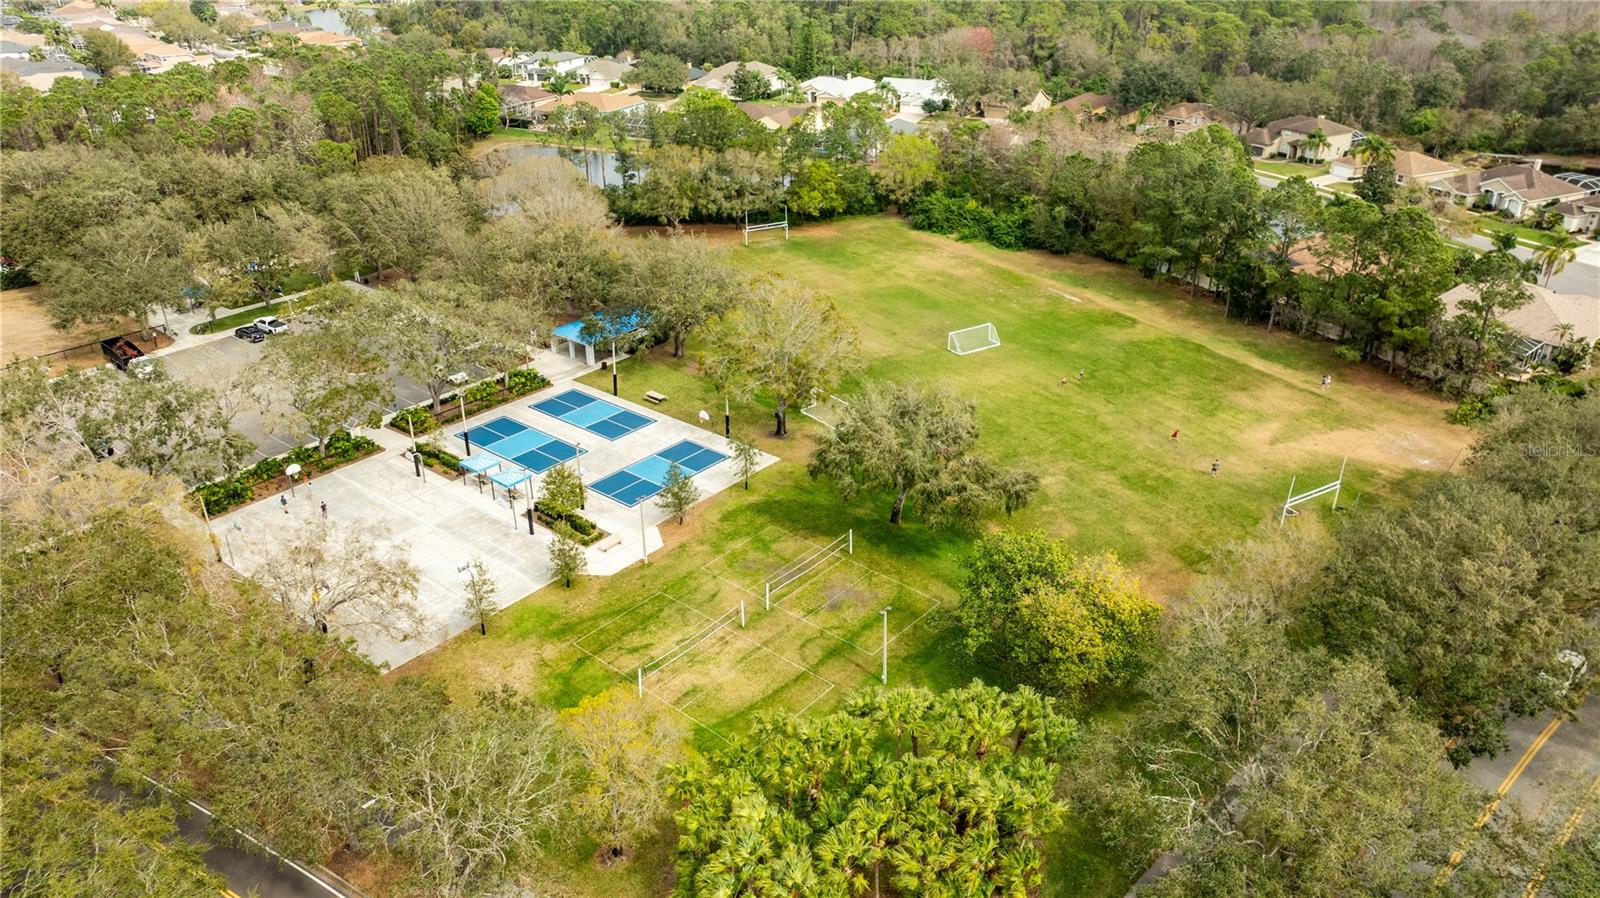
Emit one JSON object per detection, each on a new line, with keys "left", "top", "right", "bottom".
{"left": 234, "top": 324, "right": 266, "bottom": 343}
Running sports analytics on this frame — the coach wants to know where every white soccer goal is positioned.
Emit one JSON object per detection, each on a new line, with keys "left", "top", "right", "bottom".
{"left": 947, "top": 323, "right": 1000, "bottom": 355}
{"left": 800, "top": 389, "right": 850, "bottom": 430}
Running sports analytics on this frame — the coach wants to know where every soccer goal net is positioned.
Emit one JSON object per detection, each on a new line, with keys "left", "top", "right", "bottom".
{"left": 947, "top": 323, "right": 1000, "bottom": 355}
{"left": 800, "top": 389, "right": 850, "bottom": 430}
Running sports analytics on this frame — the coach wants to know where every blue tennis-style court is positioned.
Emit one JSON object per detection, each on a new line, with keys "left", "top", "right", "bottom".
{"left": 531, "top": 389, "right": 654, "bottom": 440}
{"left": 589, "top": 440, "right": 729, "bottom": 506}
{"left": 458, "top": 416, "right": 584, "bottom": 474}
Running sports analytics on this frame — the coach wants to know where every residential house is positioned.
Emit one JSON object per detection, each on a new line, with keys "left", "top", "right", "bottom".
{"left": 1550, "top": 197, "right": 1600, "bottom": 235}
{"left": 1152, "top": 101, "right": 1226, "bottom": 134}
{"left": 49, "top": 0, "right": 120, "bottom": 28}
{"left": 108, "top": 27, "right": 212, "bottom": 73}
{"left": 878, "top": 76, "right": 950, "bottom": 116}
{"left": 576, "top": 56, "right": 635, "bottom": 89}
{"left": 886, "top": 115, "right": 920, "bottom": 135}
{"left": 1440, "top": 281, "right": 1598, "bottom": 366}
{"left": 1329, "top": 149, "right": 1457, "bottom": 184}
{"left": 736, "top": 101, "right": 812, "bottom": 131}
{"left": 1432, "top": 162, "right": 1593, "bottom": 219}
{"left": 547, "top": 91, "right": 649, "bottom": 120}
{"left": 499, "top": 83, "right": 558, "bottom": 122}
{"left": 800, "top": 74, "right": 877, "bottom": 104}
{"left": 689, "top": 60, "right": 785, "bottom": 97}
{"left": 1244, "top": 115, "right": 1360, "bottom": 162}
{"left": 294, "top": 30, "right": 361, "bottom": 50}
{"left": 1054, "top": 91, "right": 1115, "bottom": 122}
{"left": 503, "top": 50, "right": 595, "bottom": 84}
{"left": 977, "top": 90, "right": 1050, "bottom": 122}
{"left": 0, "top": 57, "right": 97, "bottom": 89}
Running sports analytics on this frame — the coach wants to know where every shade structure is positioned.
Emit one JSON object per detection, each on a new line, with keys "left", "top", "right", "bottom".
{"left": 459, "top": 454, "right": 502, "bottom": 474}
{"left": 489, "top": 467, "right": 533, "bottom": 492}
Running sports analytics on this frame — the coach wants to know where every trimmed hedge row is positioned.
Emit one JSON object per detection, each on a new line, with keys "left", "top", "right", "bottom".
{"left": 197, "top": 431, "right": 380, "bottom": 515}
{"left": 413, "top": 442, "right": 463, "bottom": 476}
{"left": 533, "top": 499, "right": 604, "bottom": 546}
{"left": 388, "top": 368, "right": 551, "bottom": 436}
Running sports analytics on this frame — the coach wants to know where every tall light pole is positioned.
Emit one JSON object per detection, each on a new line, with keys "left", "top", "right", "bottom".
{"left": 880, "top": 607, "right": 891, "bottom": 685}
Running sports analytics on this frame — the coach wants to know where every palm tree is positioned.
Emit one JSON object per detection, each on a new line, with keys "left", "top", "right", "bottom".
{"left": 1301, "top": 128, "right": 1329, "bottom": 162}
{"left": 1353, "top": 134, "right": 1395, "bottom": 166}
{"left": 1534, "top": 228, "right": 1581, "bottom": 286}
{"left": 545, "top": 70, "right": 575, "bottom": 96}
{"left": 1552, "top": 321, "right": 1576, "bottom": 345}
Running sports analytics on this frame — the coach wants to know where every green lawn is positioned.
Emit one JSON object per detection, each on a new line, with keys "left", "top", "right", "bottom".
{"left": 400, "top": 215, "right": 1464, "bottom": 897}
{"left": 1254, "top": 159, "right": 1329, "bottom": 178}
{"left": 1474, "top": 215, "right": 1584, "bottom": 249}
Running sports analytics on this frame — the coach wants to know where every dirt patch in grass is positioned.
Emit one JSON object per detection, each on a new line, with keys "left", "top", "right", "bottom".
{"left": 0, "top": 286, "right": 139, "bottom": 365}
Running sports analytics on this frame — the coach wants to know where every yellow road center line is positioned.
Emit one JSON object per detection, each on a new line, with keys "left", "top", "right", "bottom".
{"left": 1521, "top": 772, "right": 1600, "bottom": 898}
{"left": 1437, "top": 715, "right": 1565, "bottom": 884}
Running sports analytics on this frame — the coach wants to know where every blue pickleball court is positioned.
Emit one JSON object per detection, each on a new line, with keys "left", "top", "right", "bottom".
{"left": 457, "top": 416, "right": 585, "bottom": 474}
{"left": 531, "top": 389, "right": 654, "bottom": 440}
{"left": 589, "top": 439, "right": 729, "bottom": 506}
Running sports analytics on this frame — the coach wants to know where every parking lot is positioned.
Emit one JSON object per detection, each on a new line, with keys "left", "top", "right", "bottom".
{"left": 158, "top": 327, "right": 434, "bottom": 461}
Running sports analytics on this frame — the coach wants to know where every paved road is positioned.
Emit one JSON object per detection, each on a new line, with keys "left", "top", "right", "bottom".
{"left": 1447, "top": 686, "right": 1600, "bottom": 891}
{"left": 168, "top": 794, "right": 352, "bottom": 898}
{"left": 1461, "top": 688, "right": 1600, "bottom": 818}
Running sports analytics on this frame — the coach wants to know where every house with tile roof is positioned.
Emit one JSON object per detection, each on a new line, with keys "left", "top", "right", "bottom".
{"left": 1330, "top": 149, "right": 1458, "bottom": 185}
{"left": 1431, "top": 163, "right": 1594, "bottom": 220}
{"left": 879, "top": 77, "right": 949, "bottom": 116}
{"left": 689, "top": 60, "right": 785, "bottom": 97}
{"left": 800, "top": 74, "right": 877, "bottom": 104}
{"left": 1550, "top": 196, "right": 1600, "bottom": 235}
{"left": 1054, "top": 91, "right": 1116, "bottom": 122}
{"left": 1244, "top": 115, "right": 1361, "bottom": 162}
{"left": 0, "top": 57, "right": 97, "bottom": 89}
{"left": 1440, "top": 281, "right": 1598, "bottom": 366}
{"left": 736, "top": 101, "right": 813, "bottom": 130}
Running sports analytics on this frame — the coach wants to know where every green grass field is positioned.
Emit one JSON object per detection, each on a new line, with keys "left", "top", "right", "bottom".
{"left": 399, "top": 215, "right": 1466, "bottom": 897}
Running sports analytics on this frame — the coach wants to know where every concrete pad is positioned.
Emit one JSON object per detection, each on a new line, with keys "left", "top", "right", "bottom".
{"left": 214, "top": 369, "right": 777, "bottom": 669}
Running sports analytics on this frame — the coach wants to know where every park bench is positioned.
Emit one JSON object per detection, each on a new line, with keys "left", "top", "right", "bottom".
{"left": 643, "top": 390, "right": 668, "bottom": 404}
{"left": 595, "top": 533, "right": 624, "bottom": 552}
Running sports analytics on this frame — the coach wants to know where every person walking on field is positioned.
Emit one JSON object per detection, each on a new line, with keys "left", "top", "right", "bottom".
{"left": 1077, "top": 368, "right": 1086, "bottom": 384}
{"left": 1321, "top": 374, "right": 1332, "bottom": 390}
{"left": 1170, "top": 429, "right": 1180, "bottom": 442}
{"left": 1211, "top": 458, "right": 1221, "bottom": 477}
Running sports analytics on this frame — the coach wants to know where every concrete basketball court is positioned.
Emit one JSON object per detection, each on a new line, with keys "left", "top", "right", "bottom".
{"left": 215, "top": 371, "right": 775, "bottom": 669}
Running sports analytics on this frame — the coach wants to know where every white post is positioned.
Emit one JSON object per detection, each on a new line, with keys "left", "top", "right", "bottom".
{"left": 1279, "top": 475, "right": 1297, "bottom": 527}
{"left": 1333, "top": 457, "right": 1347, "bottom": 512}
{"left": 637, "top": 667, "right": 643, "bottom": 697}
{"left": 740, "top": 600, "right": 746, "bottom": 628}
{"left": 639, "top": 501, "right": 648, "bottom": 564}
{"left": 880, "top": 607, "right": 890, "bottom": 685}
{"left": 848, "top": 528, "right": 854, "bottom": 555}
{"left": 764, "top": 582, "right": 770, "bottom": 610}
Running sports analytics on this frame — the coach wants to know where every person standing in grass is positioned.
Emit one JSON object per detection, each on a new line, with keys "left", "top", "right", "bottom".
{"left": 1170, "top": 429, "right": 1180, "bottom": 442}
{"left": 1211, "top": 458, "right": 1221, "bottom": 477}
{"left": 1321, "top": 374, "right": 1332, "bottom": 389}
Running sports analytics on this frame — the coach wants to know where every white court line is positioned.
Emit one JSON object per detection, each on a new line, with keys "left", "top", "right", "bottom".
{"left": 1051, "top": 289, "right": 1082, "bottom": 303}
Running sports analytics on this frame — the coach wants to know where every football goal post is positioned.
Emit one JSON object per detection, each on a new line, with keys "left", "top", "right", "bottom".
{"left": 743, "top": 206, "right": 789, "bottom": 246}
{"left": 1279, "top": 457, "right": 1347, "bottom": 525}
{"left": 800, "top": 389, "right": 850, "bottom": 430}
{"left": 947, "top": 323, "right": 1000, "bottom": 355}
